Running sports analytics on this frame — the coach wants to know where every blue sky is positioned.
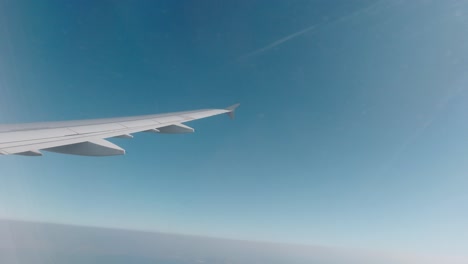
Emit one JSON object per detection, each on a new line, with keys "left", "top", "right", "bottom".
{"left": 1, "top": 0, "right": 468, "bottom": 257}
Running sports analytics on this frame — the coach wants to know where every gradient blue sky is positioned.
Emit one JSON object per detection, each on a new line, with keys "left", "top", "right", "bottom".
{"left": 0, "top": 0, "right": 468, "bottom": 257}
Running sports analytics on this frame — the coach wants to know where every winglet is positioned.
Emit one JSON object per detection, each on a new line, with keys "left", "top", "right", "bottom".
{"left": 225, "top": 103, "right": 240, "bottom": 119}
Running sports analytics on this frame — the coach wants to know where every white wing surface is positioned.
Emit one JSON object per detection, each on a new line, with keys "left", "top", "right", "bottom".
{"left": 0, "top": 104, "right": 240, "bottom": 157}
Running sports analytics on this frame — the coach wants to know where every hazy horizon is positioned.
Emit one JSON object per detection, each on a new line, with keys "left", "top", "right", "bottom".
{"left": 0, "top": 219, "right": 466, "bottom": 264}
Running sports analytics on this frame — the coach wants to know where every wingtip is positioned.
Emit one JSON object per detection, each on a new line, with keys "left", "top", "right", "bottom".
{"left": 225, "top": 103, "right": 240, "bottom": 119}
{"left": 226, "top": 103, "right": 240, "bottom": 111}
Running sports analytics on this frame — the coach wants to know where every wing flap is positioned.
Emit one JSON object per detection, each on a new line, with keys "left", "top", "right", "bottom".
{"left": 16, "top": 150, "right": 43, "bottom": 156}
{"left": 114, "top": 134, "right": 133, "bottom": 139}
{"left": 144, "top": 128, "right": 160, "bottom": 133}
{"left": 158, "top": 123, "right": 194, "bottom": 134}
{"left": 44, "top": 139, "right": 125, "bottom": 156}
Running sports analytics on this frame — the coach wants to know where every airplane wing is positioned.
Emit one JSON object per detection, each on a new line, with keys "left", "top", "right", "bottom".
{"left": 0, "top": 104, "right": 240, "bottom": 157}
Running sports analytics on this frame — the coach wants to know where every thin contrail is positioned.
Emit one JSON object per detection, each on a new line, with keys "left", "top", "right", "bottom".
{"left": 239, "top": 1, "right": 386, "bottom": 60}
{"left": 239, "top": 23, "right": 321, "bottom": 60}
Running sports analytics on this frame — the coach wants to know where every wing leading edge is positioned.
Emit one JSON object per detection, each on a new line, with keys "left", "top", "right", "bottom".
{"left": 0, "top": 104, "right": 240, "bottom": 157}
